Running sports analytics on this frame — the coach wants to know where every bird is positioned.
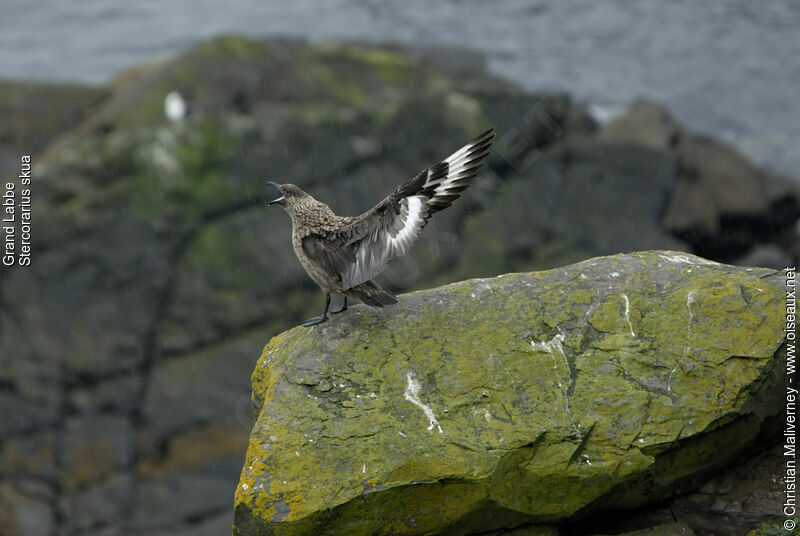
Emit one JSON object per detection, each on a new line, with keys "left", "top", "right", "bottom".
{"left": 164, "top": 91, "right": 188, "bottom": 121}
{"left": 268, "top": 128, "right": 495, "bottom": 326}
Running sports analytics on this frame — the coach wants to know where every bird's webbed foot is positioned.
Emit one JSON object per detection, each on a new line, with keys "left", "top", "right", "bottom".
{"left": 303, "top": 314, "right": 328, "bottom": 326}
{"left": 330, "top": 297, "right": 348, "bottom": 315}
{"left": 303, "top": 293, "right": 331, "bottom": 327}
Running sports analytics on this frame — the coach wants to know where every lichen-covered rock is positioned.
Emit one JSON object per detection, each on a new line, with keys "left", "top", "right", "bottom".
{"left": 234, "top": 251, "right": 784, "bottom": 535}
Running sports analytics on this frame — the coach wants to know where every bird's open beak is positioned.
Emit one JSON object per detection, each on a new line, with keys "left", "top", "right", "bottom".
{"left": 266, "top": 181, "right": 285, "bottom": 206}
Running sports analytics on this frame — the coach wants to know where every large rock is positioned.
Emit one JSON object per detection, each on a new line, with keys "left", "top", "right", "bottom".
{"left": 596, "top": 98, "right": 682, "bottom": 150}
{"left": 234, "top": 251, "right": 784, "bottom": 535}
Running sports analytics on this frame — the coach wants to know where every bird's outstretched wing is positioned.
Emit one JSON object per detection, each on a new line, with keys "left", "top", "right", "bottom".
{"left": 302, "top": 129, "right": 495, "bottom": 290}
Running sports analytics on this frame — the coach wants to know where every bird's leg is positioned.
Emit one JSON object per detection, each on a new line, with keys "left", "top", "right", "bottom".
{"left": 330, "top": 296, "right": 348, "bottom": 315}
{"left": 303, "top": 293, "right": 330, "bottom": 327}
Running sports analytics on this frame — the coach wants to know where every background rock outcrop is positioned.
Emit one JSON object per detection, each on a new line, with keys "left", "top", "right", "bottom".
{"left": 0, "top": 35, "right": 794, "bottom": 535}
{"left": 235, "top": 251, "right": 784, "bottom": 535}
{"left": 598, "top": 99, "right": 799, "bottom": 263}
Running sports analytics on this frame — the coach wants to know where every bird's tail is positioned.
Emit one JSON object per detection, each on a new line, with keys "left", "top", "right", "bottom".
{"left": 347, "top": 281, "right": 397, "bottom": 307}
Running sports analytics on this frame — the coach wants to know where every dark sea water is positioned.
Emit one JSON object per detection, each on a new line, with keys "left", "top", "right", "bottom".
{"left": 1, "top": 0, "right": 798, "bottom": 177}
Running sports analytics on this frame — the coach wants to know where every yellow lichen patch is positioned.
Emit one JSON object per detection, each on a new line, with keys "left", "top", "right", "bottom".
{"left": 251, "top": 330, "right": 295, "bottom": 409}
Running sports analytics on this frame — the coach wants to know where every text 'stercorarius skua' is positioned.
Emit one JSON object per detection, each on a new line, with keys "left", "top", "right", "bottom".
{"left": 268, "top": 129, "right": 494, "bottom": 326}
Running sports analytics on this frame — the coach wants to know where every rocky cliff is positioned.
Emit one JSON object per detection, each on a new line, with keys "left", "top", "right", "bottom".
{"left": 234, "top": 251, "right": 785, "bottom": 535}
{"left": 0, "top": 34, "right": 795, "bottom": 535}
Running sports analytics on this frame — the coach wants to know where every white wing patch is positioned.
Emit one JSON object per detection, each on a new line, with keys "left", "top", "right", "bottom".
{"left": 388, "top": 196, "right": 427, "bottom": 254}
{"left": 342, "top": 196, "right": 428, "bottom": 289}
{"left": 339, "top": 129, "right": 493, "bottom": 291}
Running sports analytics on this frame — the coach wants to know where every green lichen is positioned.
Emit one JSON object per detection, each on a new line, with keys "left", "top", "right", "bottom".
{"left": 234, "top": 252, "right": 785, "bottom": 535}
{"left": 192, "top": 34, "right": 266, "bottom": 58}
{"left": 307, "top": 42, "right": 413, "bottom": 85}
{"left": 130, "top": 120, "right": 241, "bottom": 220}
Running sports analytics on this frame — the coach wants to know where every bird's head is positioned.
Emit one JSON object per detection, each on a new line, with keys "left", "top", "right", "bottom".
{"left": 266, "top": 182, "right": 312, "bottom": 210}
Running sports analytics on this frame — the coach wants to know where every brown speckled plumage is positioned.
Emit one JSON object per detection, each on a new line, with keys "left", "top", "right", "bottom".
{"left": 269, "top": 129, "right": 494, "bottom": 326}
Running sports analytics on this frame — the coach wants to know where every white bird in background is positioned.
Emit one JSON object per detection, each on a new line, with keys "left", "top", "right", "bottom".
{"left": 164, "top": 91, "right": 188, "bottom": 121}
